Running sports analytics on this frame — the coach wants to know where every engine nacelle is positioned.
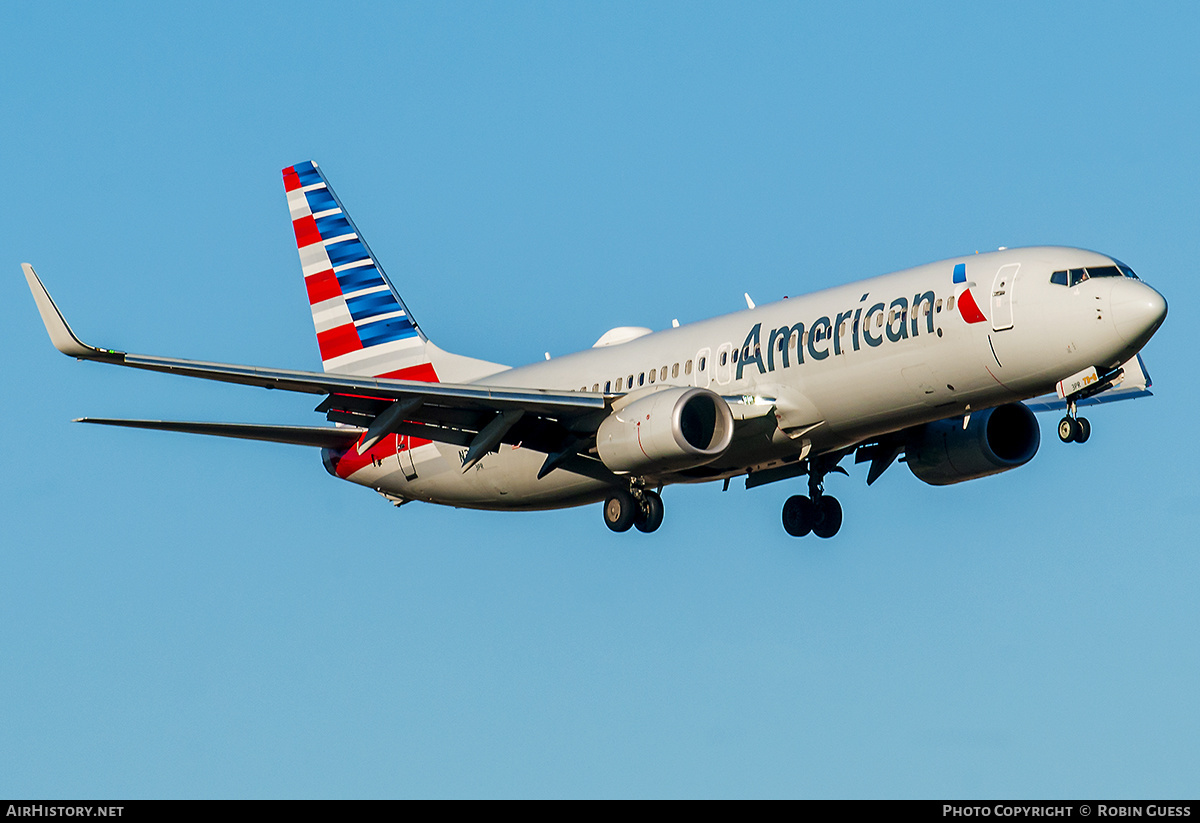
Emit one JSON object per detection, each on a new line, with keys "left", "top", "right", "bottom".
{"left": 906, "top": 402, "right": 1041, "bottom": 486}
{"left": 597, "top": 387, "right": 734, "bottom": 475}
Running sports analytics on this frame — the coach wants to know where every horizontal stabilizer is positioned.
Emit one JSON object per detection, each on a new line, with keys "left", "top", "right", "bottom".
{"left": 76, "top": 418, "right": 364, "bottom": 449}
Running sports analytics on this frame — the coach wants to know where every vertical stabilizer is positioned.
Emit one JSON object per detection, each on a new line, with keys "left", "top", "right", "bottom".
{"left": 283, "top": 161, "right": 437, "bottom": 380}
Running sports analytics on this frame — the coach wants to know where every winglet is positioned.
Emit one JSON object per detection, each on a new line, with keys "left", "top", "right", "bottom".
{"left": 22, "top": 264, "right": 121, "bottom": 360}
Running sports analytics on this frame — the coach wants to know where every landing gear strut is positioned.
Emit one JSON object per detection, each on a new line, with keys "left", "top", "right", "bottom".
{"left": 782, "top": 460, "right": 843, "bottom": 539}
{"left": 1058, "top": 400, "right": 1091, "bottom": 444}
{"left": 603, "top": 482, "right": 664, "bottom": 534}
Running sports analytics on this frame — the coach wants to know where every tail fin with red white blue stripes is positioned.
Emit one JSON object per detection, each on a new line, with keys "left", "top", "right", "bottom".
{"left": 283, "top": 161, "right": 438, "bottom": 381}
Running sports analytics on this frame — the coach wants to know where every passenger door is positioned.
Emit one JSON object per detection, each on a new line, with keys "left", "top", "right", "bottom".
{"left": 991, "top": 263, "right": 1019, "bottom": 332}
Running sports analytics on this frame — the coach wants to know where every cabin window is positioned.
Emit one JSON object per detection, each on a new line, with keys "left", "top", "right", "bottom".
{"left": 648, "top": 369, "right": 656, "bottom": 383}
{"left": 698, "top": 356, "right": 706, "bottom": 371}
{"left": 936, "top": 298, "right": 943, "bottom": 311}
{"left": 627, "top": 374, "right": 634, "bottom": 387}
{"left": 947, "top": 295, "right": 956, "bottom": 312}
{"left": 616, "top": 377, "right": 623, "bottom": 391}
{"left": 604, "top": 380, "right": 612, "bottom": 393}
{"left": 638, "top": 372, "right": 645, "bottom": 386}
{"left": 672, "top": 363, "right": 679, "bottom": 378}
{"left": 660, "top": 366, "right": 668, "bottom": 381}
{"left": 685, "top": 359, "right": 693, "bottom": 374}
{"left": 720, "top": 351, "right": 728, "bottom": 366}
{"left": 592, "top": 383, "right": 599, "bottom": 392}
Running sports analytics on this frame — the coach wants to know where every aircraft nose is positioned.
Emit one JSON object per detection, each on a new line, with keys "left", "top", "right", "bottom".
{"left": 1109, "top": 279, "right": 1167, "bottom": 348}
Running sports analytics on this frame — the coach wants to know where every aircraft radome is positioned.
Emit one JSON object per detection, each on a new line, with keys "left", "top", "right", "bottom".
{"left": 23, "top": 161, "right": 1168, "bottom": 538}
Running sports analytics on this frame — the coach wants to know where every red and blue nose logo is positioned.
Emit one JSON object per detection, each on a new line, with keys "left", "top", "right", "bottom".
{"left": 953, "top": 263, "right": 988, "bottom": 324}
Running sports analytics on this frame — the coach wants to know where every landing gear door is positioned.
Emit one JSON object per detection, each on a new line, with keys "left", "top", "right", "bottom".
{"left": 991, "top": 263, "right": 1018, "bottom": 332}
{"left": 397, "top": 435, "right": 418, "bottom": 481}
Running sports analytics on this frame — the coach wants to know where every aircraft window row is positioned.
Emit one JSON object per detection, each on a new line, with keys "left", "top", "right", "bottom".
{"left": 596, "top": 358, "right": 697, "bottom": 393}
{"left": 1050, "top": 265, "right": 1139, "bottom": 287}
{"left": 642, "top": 298, "right": 962, "bottom": 374}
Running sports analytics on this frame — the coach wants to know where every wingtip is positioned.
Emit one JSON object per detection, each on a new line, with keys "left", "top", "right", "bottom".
{"left": 22, "top": 265, "right": 119, "bottom": 360}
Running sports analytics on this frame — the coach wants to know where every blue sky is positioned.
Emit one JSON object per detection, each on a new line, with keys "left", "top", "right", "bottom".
{"left": 2, "top": 2, "right": 1198, "bottom": 798}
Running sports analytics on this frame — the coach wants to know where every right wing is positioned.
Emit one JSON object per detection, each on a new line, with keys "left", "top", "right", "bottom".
{"left": 25, "top": 265, "right": 615, "bottom": 480}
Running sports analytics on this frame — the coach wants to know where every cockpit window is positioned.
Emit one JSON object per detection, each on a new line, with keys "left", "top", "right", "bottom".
{"left": 1052, "top": 264, "right": 1140, "bottom": 286}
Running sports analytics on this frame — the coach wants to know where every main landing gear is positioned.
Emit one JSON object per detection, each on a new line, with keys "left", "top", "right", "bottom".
{"left": 603, "top": 483, "right": 664, "bottom": 534}
{"left": 1058, "top": 400, "right": 1091, "bottom": 444}
{"left": 782, "top": 461, "right": 844, "bottom": 539}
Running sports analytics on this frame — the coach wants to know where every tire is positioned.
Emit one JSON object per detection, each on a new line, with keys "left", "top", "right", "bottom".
{"left": 1075, "top": 417, "right": 1091, "bottom": 443}
{"left": 604, "top": 490, "right": 636, "bottom": 532}
{"left": 634, "top": 491, "right": 665, "bottom": 533}
{"left": 782, "top": 495, "right": 814, "bottom": 537}
{"left": 1058, "top": 417, "right": 1077, "bottom": 443}
{"left": 812, "top": 496, "right": 843, "bottom": 539}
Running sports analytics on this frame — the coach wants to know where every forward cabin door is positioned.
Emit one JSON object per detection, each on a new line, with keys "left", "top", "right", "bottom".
{"left": 991, "top": 263, "right": 1019, "bottom": 332}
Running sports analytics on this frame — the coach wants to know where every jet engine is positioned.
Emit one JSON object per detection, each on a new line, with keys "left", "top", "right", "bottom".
{"left": 597, "top": 387, "right": 734, "bottom": 475}
{"left": 906, "top": 402, "right": 1040, "bottom": 486}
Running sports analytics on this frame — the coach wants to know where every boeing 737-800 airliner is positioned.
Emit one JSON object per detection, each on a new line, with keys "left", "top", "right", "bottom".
{"left": 23, "top": 161, "right": 1168, "bottom": 538}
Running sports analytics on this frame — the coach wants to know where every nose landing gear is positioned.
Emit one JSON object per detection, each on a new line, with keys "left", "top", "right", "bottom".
{"left": 781, "top": 461, "right": 844, "bottom": 539}
{"left": 1058, "top": 400, "right": 1091, "bottom": 444}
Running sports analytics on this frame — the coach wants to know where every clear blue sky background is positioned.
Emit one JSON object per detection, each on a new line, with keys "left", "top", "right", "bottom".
{"left": 3, "top": 2, "right": 1197, "bottom": 799}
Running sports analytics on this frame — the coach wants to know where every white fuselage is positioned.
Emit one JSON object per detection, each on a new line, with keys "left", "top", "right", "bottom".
{"left": 331, "top": 247, "right": 1165, "bottom": 509}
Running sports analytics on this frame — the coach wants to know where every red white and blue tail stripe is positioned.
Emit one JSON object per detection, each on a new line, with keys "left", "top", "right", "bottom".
{"left": 283, "top": 161, "right": 438, "bottom": 381}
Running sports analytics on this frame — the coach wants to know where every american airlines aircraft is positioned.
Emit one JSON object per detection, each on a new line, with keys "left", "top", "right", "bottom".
{"left": 23, "top": 161, "right": 1168, "bottom": 538}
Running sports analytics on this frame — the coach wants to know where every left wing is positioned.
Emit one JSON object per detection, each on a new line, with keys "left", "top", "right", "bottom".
{"left": 25, "top": 264, "right": 614, "bottom": 478}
